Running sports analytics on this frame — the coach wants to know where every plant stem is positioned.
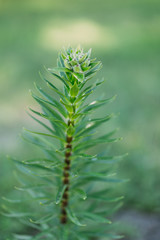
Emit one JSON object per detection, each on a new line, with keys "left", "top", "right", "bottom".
{"left": 60, "top": 119, "right": 74, "bottom": 224}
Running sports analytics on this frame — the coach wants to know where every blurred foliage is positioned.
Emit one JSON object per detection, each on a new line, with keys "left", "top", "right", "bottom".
{"left": 0, "top": 0, "right": 160, "bottom": 239}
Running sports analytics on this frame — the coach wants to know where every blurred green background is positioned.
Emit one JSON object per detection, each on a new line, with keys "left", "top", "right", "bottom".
{"left": 0, "top": 0, "right": 160, "bottom": 239}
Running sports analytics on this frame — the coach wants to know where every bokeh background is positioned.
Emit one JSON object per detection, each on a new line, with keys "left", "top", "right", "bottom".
{"left": 0, "top": 0, "right": 160, "bottom": 239}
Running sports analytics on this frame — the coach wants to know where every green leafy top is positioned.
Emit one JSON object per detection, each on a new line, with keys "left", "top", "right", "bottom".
{"left": 48, "top": 46, "right": 102, "bottom": 84}
{"left": 62, "top": 46, "right": 93, "bottom": 73}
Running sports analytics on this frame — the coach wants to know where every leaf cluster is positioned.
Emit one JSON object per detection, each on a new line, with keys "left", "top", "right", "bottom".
{"left": 2, "top": 47, "right": 126, "bottom": 240}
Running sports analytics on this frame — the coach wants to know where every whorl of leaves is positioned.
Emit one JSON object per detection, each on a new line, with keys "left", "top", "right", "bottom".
{"left": 3, "top": 46, "right": 126, "bottom": 240}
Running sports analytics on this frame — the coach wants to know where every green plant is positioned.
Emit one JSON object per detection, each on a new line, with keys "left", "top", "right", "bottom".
{"left": 3, "top": 46, "right": 125, "bottom": 240}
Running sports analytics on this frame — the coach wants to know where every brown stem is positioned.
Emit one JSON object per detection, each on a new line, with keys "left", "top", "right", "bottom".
{"left": 60, "top": 123, "right": 73, "bottom": 224}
